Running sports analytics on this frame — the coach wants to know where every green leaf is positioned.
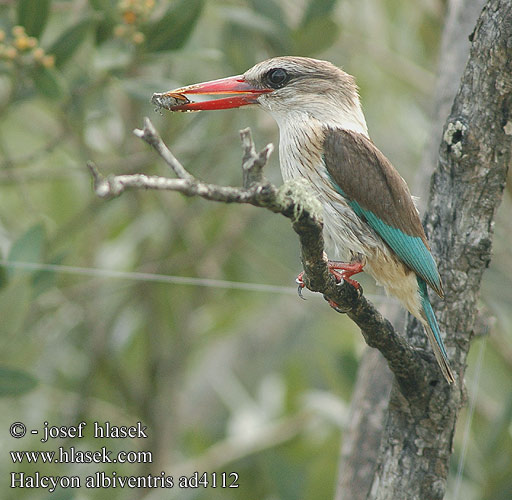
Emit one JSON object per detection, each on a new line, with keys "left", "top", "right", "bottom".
{"left": 143, "top": 0, "right": 205, "bottom": 53}
{"left": 222, "top": 23, "right": 258, "bottom": 73}
{"left": 0, "top": 265, "right": 8, "bottom": 290}
{"left": 220, "top": 7, "right": 290, "bottom": 69}
{"left": 486, "top": 389, "right": 512, "bottom": 455}
{"left": 246, "top": 0, "right": 287, "bottom": 27}
{"left": 0, "top": 279, "right": 32, "bottom": 336}
{"left": 47, "top": 18, "right": 95, "bottom": 68}
{"left": 94, "top": 21, "right": 114, "bottom": 45}
{"left": 88, "top": 0, "right": 116, "bottom": 14}
{"left": 0, "top": 367, "right": 37, "bottom": 397}
{"left": 7, "top": 224, "right": 45, "bottom": 278}
{"left": 301, "top": 0, "right": 338, "bottom": 26}
{"left": 292, "top": 16, "right": 339, "bottom": 56}
{"left": 17, "top": 0, "right": 52, "bottom": 38}
{"left": 32, "top": 66, "right": 66, "bottom": 100}
{"left": 41, "top": 489, "right": 77, "bottom": 500}
{"left": 88, "top": 0, "right": 116, "bottom": 45}
{"left": 31, "top": 253, "right": 64, "bottom": 298}
{"left": 219, "top": 7, "right": 282, "bottom": 40}
{"left": 94, "top": 39, "right": 133, "bottom": 72}
{"left": 120, "top": 77, "right": 174, "bottom": 101}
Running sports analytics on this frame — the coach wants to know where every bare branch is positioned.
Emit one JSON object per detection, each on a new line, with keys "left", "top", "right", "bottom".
{"left": 88, "top": 165, "right": 263, "bottom": 203}
{"left": 87, "top": 118, "right": 437, "bottom": 392}
{"left": 133, "top": 117, "right": 193, "bottom": 180}
{"left": 239, "top": 127, "right": 274, "bottom": 188}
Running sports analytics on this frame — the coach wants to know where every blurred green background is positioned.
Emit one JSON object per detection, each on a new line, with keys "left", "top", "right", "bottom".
{"left": 1, "top": 1, "right": 511, "bottom": 499}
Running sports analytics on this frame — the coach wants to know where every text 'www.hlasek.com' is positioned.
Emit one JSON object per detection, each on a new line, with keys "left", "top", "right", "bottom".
{"left": 9, "top": 420, "right": 239, "bottom": 493}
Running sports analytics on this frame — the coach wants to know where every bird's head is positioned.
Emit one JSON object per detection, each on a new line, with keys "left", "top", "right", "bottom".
{"left": 153, "top": 56, "right": 367, "bottom": 134}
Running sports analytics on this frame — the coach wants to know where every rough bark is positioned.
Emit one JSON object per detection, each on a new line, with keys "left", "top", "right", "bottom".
{"left": 368, "top": 1, "right": 511, "bottom": 499}
{"left": 335, "top": 1, "right": 488, "bottom": 498}
{"left": 417, "top": 0, "right": 488, "bottom": 196}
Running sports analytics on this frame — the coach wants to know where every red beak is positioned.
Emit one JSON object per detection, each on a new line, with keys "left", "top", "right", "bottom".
{"left": 152, "top": 75, "right": 272, "bottom": 112}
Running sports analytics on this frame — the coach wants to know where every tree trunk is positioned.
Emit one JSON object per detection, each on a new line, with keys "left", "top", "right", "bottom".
{"left": 417, "top": 0, "right": 488, "bottom": 201}
{"left": 368, "top": 1, "right": 511, "bottom": 498}
{"left": 336, "top": 349, "right": 392, "bottom": 498}
{"left": 335, "top": 0, "right": 487, "bottom": 497}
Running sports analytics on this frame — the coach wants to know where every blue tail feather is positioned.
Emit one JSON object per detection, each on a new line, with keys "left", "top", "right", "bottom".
{"left": 417, "top": 277, "right": 449, "bottom": 360}
{"left": 417, "top": 277, "right": 454, "bottom": 382}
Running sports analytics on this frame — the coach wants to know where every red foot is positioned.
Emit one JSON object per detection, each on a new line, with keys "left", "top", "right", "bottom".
{"left": 296, "top": 271, "right": 307, "bottom": 299}
{"left": 327, "top": 260, "right": 364, "bottom": 289}
{"left": 295, "top": 260, "right": 364, "bottom": 304}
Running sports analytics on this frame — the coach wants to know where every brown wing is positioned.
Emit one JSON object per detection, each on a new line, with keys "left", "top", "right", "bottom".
{"left": 323, "top": 128, "right": 443, "bottom": 296}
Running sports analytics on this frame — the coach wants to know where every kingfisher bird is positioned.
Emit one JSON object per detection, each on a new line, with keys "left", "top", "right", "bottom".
{"left": 155, "top": 56, "right": 454, "bottom": 384}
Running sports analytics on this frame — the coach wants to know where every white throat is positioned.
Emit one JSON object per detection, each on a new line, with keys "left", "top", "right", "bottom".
{"left": 259, "top": 94, "right": 369, "bottom": 138}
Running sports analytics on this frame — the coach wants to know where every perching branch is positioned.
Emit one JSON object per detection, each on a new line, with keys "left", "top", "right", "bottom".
{"left": 87, "top": 117, "right": 438, "bottom": 392}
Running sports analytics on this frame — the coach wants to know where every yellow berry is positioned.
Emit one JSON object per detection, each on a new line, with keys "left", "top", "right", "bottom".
{"left": 33, "top": 47, "right": 45, "bottom": 61}
{"left": 132, "top": 31, "right": 145, "bottom": 44}
{"left": 14, "top": 36, "right": 31, "bottom": 50}
{"left": 113, "top": 24, "right": 127, "bottom": 37}
{"left": 4, "top": 46, "right": 17, "bottom": 59}
{"left": 123, "top": 10, "right": 137, "bottom": 24}
{"left": 12, "top": 25, "right": 26, "bottom": 37}
{"left": 42, "top": 54, "right": 55, "bottom": 68}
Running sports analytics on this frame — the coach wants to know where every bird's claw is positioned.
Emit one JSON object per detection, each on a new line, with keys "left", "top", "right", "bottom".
{"left": 325, "top": 261, "right": 363, "bottom": 311}
{"left": 327, "top": 260, "right": 363, "bottom": 290}
{"left": 296, "top": 271, "right": 306, "bottom": 300}
{"left": 296, "top": 261, "right": 364, "bottom": 304}
{"left": 334, "top": 276, "right": 363, "bottom": 296}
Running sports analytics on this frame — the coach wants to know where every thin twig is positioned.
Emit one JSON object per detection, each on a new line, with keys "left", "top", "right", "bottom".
{"left": 133, "top": 117, "right": 193, "bottom": 180}
{"left": 240, "top": 127, "right": 274, "bottom": 187}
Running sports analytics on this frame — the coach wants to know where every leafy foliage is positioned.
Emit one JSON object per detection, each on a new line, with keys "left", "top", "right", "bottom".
{"left": 17, "top": 0, "right": 52, "bottom": 38}
{"left": 0, "top": 1, "right": 510, "bottom": 499}
{"left": 0, "top": 367, "right": 37, "bottom": 397}
{"left": 47, "top": 17, "right": 97, "bottom": 68}
{"left": 142, "top": 0, "right": 205, "bottom": 52}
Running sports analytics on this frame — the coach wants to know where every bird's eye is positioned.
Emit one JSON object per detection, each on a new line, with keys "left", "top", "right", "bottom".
{"left": 265, "top": 68, "right": 289, "bottom": 88}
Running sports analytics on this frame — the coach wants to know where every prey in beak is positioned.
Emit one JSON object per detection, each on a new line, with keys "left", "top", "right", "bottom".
{"left": 151, "top": 75, "right": 272, "bottom": 112}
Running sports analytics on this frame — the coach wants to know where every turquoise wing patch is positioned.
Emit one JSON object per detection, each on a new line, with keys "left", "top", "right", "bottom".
{"left": 329, "top": 178, "right": 442, "bottom": 294}
{"left": 354, "top": 203, "right": 442, "bottom": 293}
